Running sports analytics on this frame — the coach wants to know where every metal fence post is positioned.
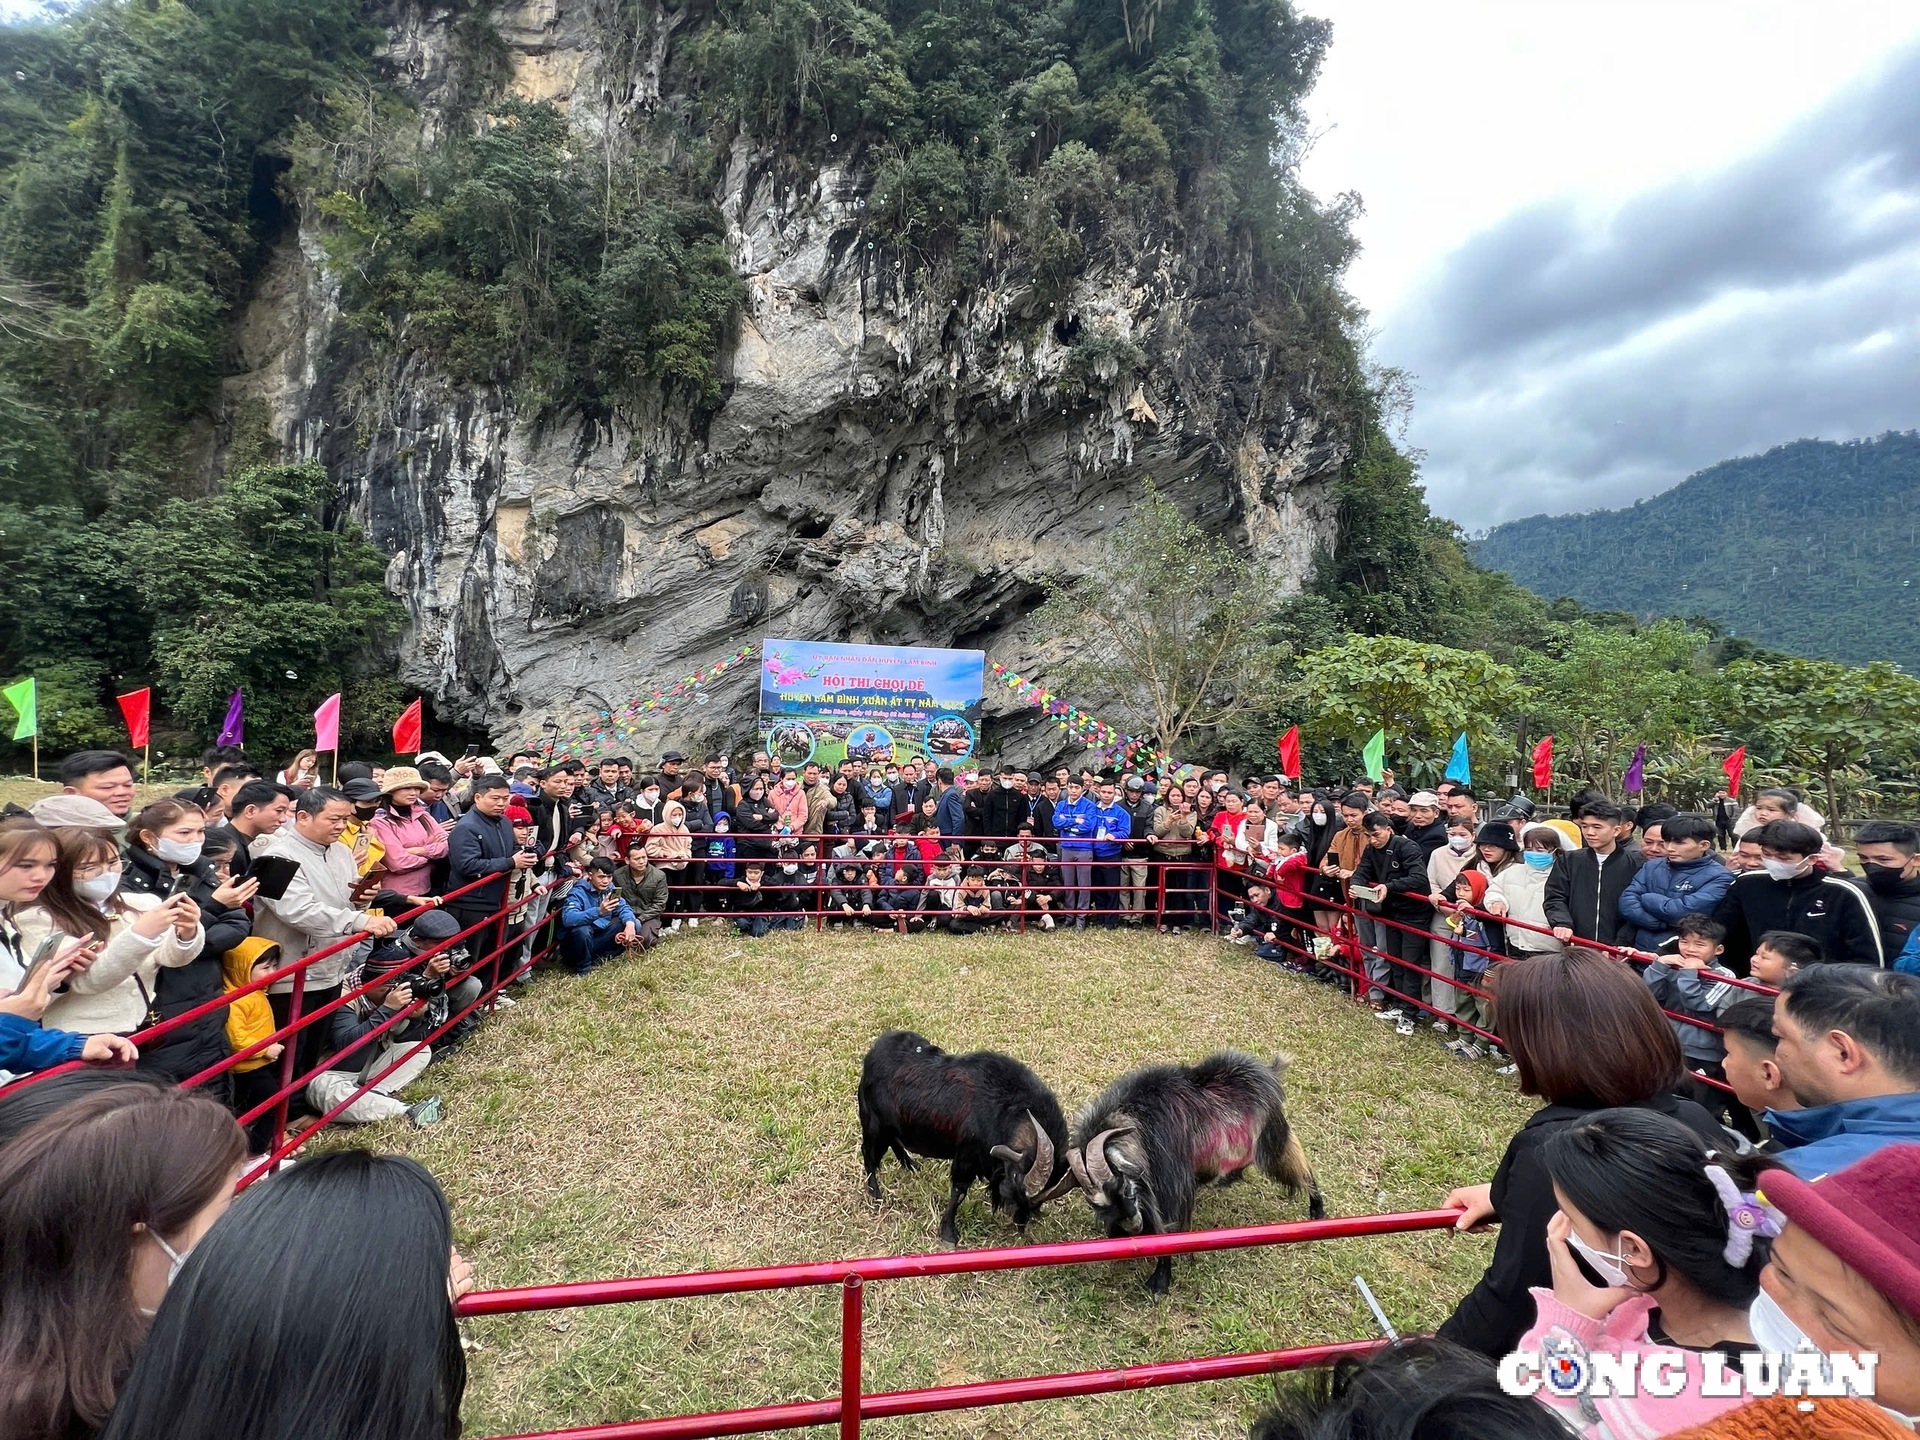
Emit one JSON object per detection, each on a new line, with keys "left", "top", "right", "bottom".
{"left": 840, "top": 1273, "right": 864, "bottom": 1440}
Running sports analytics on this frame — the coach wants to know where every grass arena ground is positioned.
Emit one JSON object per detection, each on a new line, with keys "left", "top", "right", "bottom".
{"left": 330, "top": 925, "right": 1532, "bottom": 1438}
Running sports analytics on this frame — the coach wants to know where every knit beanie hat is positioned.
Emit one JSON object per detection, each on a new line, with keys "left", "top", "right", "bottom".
{"left": 1757, "top": 1143, "right": 1920, "bottom": 1325}
{"left": 504, "top": 804, "right": 534, "bottom": 826}
{"left": 1663, "top": 1393, "right": 1910, "bottom": 1439}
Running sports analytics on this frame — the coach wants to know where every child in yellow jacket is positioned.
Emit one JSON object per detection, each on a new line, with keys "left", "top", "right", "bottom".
{"left": 221, "top": 938, "right": 287, "bottom": 1154}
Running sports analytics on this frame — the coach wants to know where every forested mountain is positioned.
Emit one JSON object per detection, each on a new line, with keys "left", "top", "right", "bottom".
{"left": 1470, "top": 433, "right": 1920, "bottom": 673}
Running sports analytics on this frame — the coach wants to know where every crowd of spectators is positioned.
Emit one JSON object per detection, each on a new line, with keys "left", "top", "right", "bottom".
{"left": 4, "top": 739, "right": 1920, "bottom": 1438}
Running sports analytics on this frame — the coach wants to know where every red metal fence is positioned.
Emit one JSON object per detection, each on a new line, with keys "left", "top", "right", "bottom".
{"left": 459, "top": 1209, "right": 1463, "bottom": 1440}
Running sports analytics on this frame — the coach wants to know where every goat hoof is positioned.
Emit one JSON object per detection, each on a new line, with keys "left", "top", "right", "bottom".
{"left": 938, "top": 1227, "right": 961, "bottom": 1247}
{"left": 1308, "top": 1196, "right": 1327, "bottom": 1220}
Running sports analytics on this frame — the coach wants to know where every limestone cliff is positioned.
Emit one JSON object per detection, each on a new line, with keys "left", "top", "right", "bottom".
{"left": 225, "top": 0, "right": 1352, "bottom": 760}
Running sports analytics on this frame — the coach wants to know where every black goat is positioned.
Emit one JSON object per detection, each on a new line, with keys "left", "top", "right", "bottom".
{"left": 1066, "top": 1050, "right": 1324, "bottom": 1294}
{"left": 857, "top": 1030, "right": 1070, "bottom": 1245}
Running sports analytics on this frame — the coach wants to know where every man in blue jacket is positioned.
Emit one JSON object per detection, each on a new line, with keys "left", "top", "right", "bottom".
{"left": 933, "top": 767, "right": 966, "bottom": 840}
{"left": 1767, "top": 964, "right": 1920, "bottom": 1177}
{"left": 1088, "top": 775, "right": 1133, "bottom": 928}
{"left": 1617, "top": 812, "right": 1735, "bottom": 951}
{"left": 1052, "top": 776, "right": 1098, "bottom": 930}
{"left": 559, "top": 859, "right": 639, "bottom": 974}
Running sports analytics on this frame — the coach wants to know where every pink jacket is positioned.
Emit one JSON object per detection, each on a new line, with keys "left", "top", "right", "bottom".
{"left": 1520, "top": 1288, "right": 1748, "bottom": 1439}
{"left": 769, "top": 782, "right": 808, "bottom": 833}
{"left": 369, "top": 805, "right": 449, "bottom": 897}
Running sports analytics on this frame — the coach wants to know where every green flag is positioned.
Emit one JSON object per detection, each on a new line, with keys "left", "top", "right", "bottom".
{"left": 1361, "top": 728, "right": 1385, "bottom": 782}
{"left": 2, "top": 677, "right": 35, "bottom": 741}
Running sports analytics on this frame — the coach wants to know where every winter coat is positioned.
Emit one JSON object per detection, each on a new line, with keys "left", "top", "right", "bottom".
{"left": 1150, "top": 806, "right": 1199, "bottom": 857}
{"left": 368, "top": 802, "right": 449, "bottom": 897}
{"left": 1543, "top": 843, "right": 1645, "bottom": 946}
{"left": 733, "top": 793, "right": 778, "bottom": 859}
{"left": 1486, "top": 863, "right": 1563, "bottom": 953}
{"left": 118, "top": 845, "right": 235, "bottom": 1078}
{"left": 981, "top": 785, "right": 1027, "bottom": 841}
{"left": 1435, "top": 1092, "right": 1726, "bottom": 1358}
{"left": 701, "top": 827, "right": 737, "bottom": 880}
{"left": 824, "top": 791, "right": 859, "bottom": 835}
{"left": 1865, "top": 868, "right": 1920, "bottom": 961}
{"left": 16, "top": 893, "right": 205, "bottom": 1036}
{"left": 560, "top": 882, "right": 636, "bottom": 941}
{"left": 251, "top": 828, "right": 368, "bottom": 992}
{"left": 446, "top": 808, "right": 519, "bottom": 914}
{"left": 644, "top": 803, "right": 693, "bottom": 872}
{"left": 934, "top": 785, "right": 967, "bottom": 838}
{"left": 1643, "top": 957, "right": 1738, "bottom": 1063}
{"left": 613, "top": 863, "right": 670, "bottom": 923}
{"left": 1348, "top": 835, "right": 1434, "bottom": 920}
{"left": 1766, "top": 1090, "right": 1920, "bottom": 1178}
{"left": 1617, "top": 853, "right": 1736, "bottom": 950}
{"left": 221, "top": 943, "right": 279, "bottom": 1074}
{"left": 770, "top": 781, "right": 809, "bottom": 833}
{"left": 0, "top": 1013, "right": 88, "bottom": 1076}
{"left": 1402, "top": 818, "right": 1449, "bottom": 858}
{"left": 1711, "top": 866, "right": 1884, "bottom": 975}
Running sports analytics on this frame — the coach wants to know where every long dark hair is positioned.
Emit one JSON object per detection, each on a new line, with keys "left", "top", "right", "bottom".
{"left": 1542, "top": 1108, "right": 1776, "bottom": 1308}
{"left": 100, "top": 1149, "right": 466, "bottom": 1440}
{"left": 0, "top": 1086, "right": 245, "bottom": 1440}
{"left": 1251, "top": 1337, "right": 1566, "bottom": 1440}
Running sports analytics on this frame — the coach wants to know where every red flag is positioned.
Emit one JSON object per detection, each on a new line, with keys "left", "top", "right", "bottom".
{"left": 116, "top": 687, "right": 151, "bottom": 748}
{"left": 1276, "top": 725, "right": 1302, "bottom": 781}
{"left": 1722, "top": 745, "right": 1747, "bottom": 798}
{"left": 392, "top": 697, "right": 423, "bottom": 755}
{"left": 1531, "top": 735, "right": 1554, "bottom": 790}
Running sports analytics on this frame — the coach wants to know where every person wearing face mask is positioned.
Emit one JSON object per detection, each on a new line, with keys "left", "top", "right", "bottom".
{"left": 0, "top": 1084, "right": 246, "bottom": 1440}
{"left": 335, "top": 779, "right": 388, "bottom": 883}
{"left": 1518, "top": 1108, "right": 1776, "bottom": 1438}
{"left": 1711, "top": 820, "right": 1884, "bottom": 976}
{"left": 118, "top": 802, "right": 259, "bottom": 1097}
{"left": 1483, "top": 826, "right": 1570, "bottom": 958}
{"left": 1854, "top": 821, "right": 1920, "bottom": 960}
{"left": 769, "top": 767, "right": 809, "bottom": 834}
{"left": 14, "top": 826, "right": 207, "bottom": 1044}
{"left": 1422, "top": 819, "right": 1484, "bottom": 1031}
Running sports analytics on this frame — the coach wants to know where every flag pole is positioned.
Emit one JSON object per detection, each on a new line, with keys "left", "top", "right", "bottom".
{"left": 143, "top": 739, "right": 150, "bottom": 788}
{"left": 30, "top": 733, "right": 38, "bottom": 785}
{"left": 331, "top": 749, "right": 338, "bottom": 786}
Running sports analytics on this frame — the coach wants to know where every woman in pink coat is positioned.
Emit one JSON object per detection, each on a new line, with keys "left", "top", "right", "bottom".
{"left": 367, "top": 767, "right": 450, "bottom": 898}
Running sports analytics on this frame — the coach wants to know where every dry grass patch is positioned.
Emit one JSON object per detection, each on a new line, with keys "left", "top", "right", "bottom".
{"left": 331, "top": 925, "right": 1534, "bottom": 1439}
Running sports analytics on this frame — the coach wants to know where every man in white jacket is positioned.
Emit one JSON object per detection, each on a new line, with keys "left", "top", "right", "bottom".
{"left": 252, "top": 787, "right": 397, "bottom": 1084}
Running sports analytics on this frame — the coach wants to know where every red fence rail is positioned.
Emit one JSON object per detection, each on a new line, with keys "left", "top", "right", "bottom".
{"left": 459, "top": 1209, "right": 1462, "bottom": 1440}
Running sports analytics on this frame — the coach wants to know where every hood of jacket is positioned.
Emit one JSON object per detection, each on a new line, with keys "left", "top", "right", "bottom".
{"left": 1767, "top": 1091, "right": 1920, "bottom": 1177}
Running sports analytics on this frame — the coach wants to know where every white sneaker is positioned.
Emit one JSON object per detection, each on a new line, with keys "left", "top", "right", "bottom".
{"left": 1040, "top": 914, "right": 1055, "bottom": 930}
{"left": 1372, "top": 1006, "right": 1406, "bottom": 1022}
{"left": 1394, "top": 1018, "right": 1416, "bottom": 1036}
{"left": 1453, "top": 1040, "right": 1486, "bottom": 1061}
{"left": 492, "top": 993, "right": 516, "bottom": 1008}
{"left": 1495, "top": 1062, "right": 1518, "bottom": 1075}
{"left": 1430, "top": 1019, "right": 1452, "bottom": 1033}
{"left": 670, "top": 920, "right": 682, "bottom": 932}
{"left": 688, "top": 918, "right": 700, "bottom": 928}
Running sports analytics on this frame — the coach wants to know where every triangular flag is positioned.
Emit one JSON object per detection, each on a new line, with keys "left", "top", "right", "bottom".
{"left": 392, "top": 697, "right": 423, "bottom": 754}
{"left": 314, "top": 692, "right": 342, "bottom": 753}
{"left": 117, "top": 687, "right": 152, "bottom": 748}
{"left": 1623, "top": 742, "right": 1647, "bottom": 795}
{"left": 1444, "top": 733, "right": 1471, "bottom": 786}
{"left": 216, "top": 690, "right": 244, "bottom": 747}
{"left": 1361, "top": 728, "right": 1386, "bottom": 783}
{"left": 1722, "top": 745, "right": 1747, "bottom": 798}
{"left": 1531, "top": 736, "right": 1554, "bottom": 790}
{"left": 2, "top": 677, "right": 36, "bottom": 741}
{"left": 1276, "top": 725, "right": 1301, "bottom": 781}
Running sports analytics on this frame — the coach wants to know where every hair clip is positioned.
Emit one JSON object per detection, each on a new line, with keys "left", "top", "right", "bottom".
{"left": 1705, "top": 1164, "right": 1784, "bottom": 1266}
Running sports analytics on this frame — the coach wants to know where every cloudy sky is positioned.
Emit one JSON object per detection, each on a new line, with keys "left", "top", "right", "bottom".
{"left": 1298, "top": 1, "right": 1920, "bottom": 528}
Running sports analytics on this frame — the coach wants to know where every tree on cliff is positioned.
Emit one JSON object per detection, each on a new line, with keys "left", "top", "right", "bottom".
{"left": 1034, "top": 486, "right": 1278, "bottom": 756}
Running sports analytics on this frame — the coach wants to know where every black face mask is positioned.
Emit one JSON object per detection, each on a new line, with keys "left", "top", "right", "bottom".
{"left": 355, "top": 807, "right": 379, "bottom": 822}
{"left": 1863, "top": 863, "right": 1912, "bottom": 894}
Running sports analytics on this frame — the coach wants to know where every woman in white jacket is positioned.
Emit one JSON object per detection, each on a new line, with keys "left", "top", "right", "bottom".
{"left": 1483, "top": 824, "right": 1571, "bottom": 957}
{"left": 14, "top": 829, "right": 205, "bottom": 1037}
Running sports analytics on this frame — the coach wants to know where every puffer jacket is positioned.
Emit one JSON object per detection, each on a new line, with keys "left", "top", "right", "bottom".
{"left": 1616, "top": 853, "right": 1735, "bottom": 950}
{"left": 15, "top": 892, "right": 206, "bottom": 1036}
{"left": 119, "top": 844, "right": 238, "bottom": 1080}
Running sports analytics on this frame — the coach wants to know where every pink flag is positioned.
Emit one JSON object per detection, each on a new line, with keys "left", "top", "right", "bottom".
{"left": 314, "top": 692, "right": 342, "bottom": 752}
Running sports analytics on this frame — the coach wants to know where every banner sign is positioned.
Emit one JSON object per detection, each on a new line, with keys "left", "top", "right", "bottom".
{"left": 759, "top": 639, "right": 984, "bottom": 769}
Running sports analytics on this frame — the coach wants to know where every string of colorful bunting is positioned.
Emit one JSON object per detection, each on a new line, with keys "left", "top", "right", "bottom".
{"left": 524, "top": 643, "right": 763, "bottom": 757}
{"left": 984, "top": 660, "right": 1199, "bottom": 779}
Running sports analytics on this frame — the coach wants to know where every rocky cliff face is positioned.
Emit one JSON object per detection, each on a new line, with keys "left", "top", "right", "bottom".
{"left": 225, "top": 0, "right": 1350, "bottom": 760}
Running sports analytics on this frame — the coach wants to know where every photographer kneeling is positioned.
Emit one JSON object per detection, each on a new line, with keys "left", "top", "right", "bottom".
{"left": 560, "top": 859, "right": 639, "bottom": 975}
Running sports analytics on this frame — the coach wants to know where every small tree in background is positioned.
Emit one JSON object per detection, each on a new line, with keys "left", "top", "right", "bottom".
{"left": 1034, "top": 485, "right": 1280, "bottom": 758}
{"left": 1721, "top": 657, "right": 1920, "bottom": 821}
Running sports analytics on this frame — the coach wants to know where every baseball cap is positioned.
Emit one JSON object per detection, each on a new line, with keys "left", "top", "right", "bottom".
{"left": 662, "top": 751, "right": 686, "bottom": 763}
{"left": 1408, "top": 791, "right": 1440, "bottom": 808}
{"left": 342, "top": 778, "right": 382, "bottom": 803}
{"left": 408, "top": 909, "right": 464, "bottom": 942}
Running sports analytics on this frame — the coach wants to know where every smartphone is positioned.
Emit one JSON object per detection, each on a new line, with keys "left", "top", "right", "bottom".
{"left": 463, "top": 743, "right": 481, "bottom": 758}
{"left": 19, "top": 932, "right": 67, "bottom": 987}
{"left": 169, "top": 873, "right": 197, "bottom": 897}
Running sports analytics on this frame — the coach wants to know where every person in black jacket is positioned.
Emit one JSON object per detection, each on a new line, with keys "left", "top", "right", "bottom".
{"left": 120, "top": 800, "right": 260, "bottom": 1103}
{"left": 1856, "top": 820, "right": 1920, "bottom": 959}
{"left": 1401, "top": 791, "right": 1448, "bottom": 858}
{"left": 1542, "top": 799, "right": 1644, "bottom": 946}
{"left": 1349, "top": 812, "right": 1433, "bottom": 1028}
{"left": 1436, "top": 950, "right": 1729, "bottom": 1359}
{"left": 1711, "top": 819, "right": 1884, "bottom": 974}
{"left": 446, "top": 777, "right": 534, "bottom": 933}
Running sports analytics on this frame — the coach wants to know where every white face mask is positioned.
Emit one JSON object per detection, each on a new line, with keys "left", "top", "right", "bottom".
{"left": 1447, "top": 835, "right": 1473, "bottom": 853}
{"left": 1311, "top": 809, "right": 1327, "bottom": 825}
{"left": 76, "top": 869, "right": 124, "bottom": 904}
{"left": 137, "top": 1231, "right": 191, "bottom": 1317}
{"left": 1762, "top": 857, "right": 1809, "bottom": 881}
{"left": 1748, "top": 1288, "right": 1815, "bottom": 1352}
{"left": 1566, "top": 1229, "right": 1636, "bottom": 1288}
{"left": 642, "top": 789, "right": 660, "bottom": 805}
{"left": 155, "top": 837, "right": 203, "bottom": 865}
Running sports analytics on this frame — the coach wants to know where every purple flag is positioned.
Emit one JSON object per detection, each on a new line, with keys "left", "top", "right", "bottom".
{"left": 1622, "top": 742, "right": 1647, "bottom": 794}
{"left": 216, "top": 690, "right": 244, "bottom": 747}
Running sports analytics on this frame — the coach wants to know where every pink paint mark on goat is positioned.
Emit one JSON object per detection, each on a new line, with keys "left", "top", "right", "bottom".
{"left": 1195, "top": 1115, "right": 1258, "bottom": 1176}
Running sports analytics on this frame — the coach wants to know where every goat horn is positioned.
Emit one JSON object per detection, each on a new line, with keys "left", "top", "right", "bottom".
{"left": 1023, "top": 1111, "right": 1055, "bottom": 1199}
{"left": 1082, "top": 1127, "right": 1125, "bottom": 1191}
{"left": 1066, "top": 1145, "right": 1093, "bottom": 1196}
